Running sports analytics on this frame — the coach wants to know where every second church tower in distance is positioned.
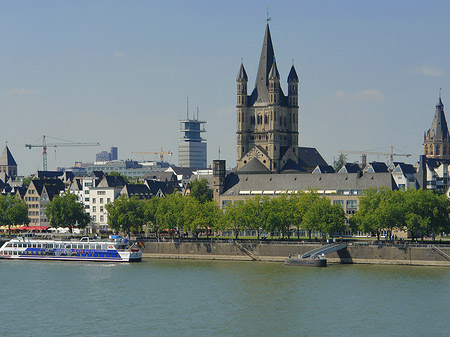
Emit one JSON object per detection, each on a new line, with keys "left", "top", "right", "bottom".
{"left": 236, "top": 23, "right": 299, "bottom": 173}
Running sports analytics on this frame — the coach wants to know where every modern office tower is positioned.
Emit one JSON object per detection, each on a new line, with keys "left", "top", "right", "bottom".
{"left": 178, "top": 112, "right": 207, "bottom": 168}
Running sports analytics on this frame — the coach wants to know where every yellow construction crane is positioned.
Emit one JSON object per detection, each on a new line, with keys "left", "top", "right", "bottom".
{"left": 25, "top": 135, "right": 100, "bottom": 171}
{"left": 132, "top": 148, "right": 173, "bottom": 162}
{"left": 339, "top": 146, "right": 411, "bottom": 167}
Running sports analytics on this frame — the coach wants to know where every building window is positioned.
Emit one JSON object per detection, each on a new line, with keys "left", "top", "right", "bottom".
{"left": 107, "top": 198, "right": 111, "bottom": 204}
{"left": 100, "top": 198, "right": 104, "bottom": 204}
{"left": 93, "top": 206, "right": 96, "bottom": 212}
{"left": 92, "top": 198, "right": 96, "bottom": 204}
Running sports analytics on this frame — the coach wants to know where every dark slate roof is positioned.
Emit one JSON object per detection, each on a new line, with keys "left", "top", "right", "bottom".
{"left": 97, "top": 175, "right": 127, "bottom": 188}
{"left": 396, "top": 163, "right": 416, "bottom": 175}
{"left": 364, "top": 162, "right": 389, "bottom": 173}
{"left": 35, "top": 171, "right": 64, "bottom": 179}
{"left": 287, "top": 65, "right": 299, "bottom": 82}
{"left": 145, "top": 180, "right": 176, "bottom": 196}
{"left": 221, "top": 172, "right": 397, "bottom": 195}
{"left": 0, "top": 145, "right": 17, "bottom": 166}
{"left": 237, "top": 158, "right": 270, "bottom": 174}
{"left": 424, "top": 157, "right": 450, "bottom": 170}
{"left": 338, "top": 163, "right": 361, "bottom": 174}
{"left": 121, "top": 184, "right": 152, "bottom": 199}
{"left": 144, "top": 171, "right": 177, "bottom": 183}
{"left": 426, "top": 96, "right": 450, "bottom": 142}
{"left": 297, "top": 147, "right": 328, "bottom": 171}
{"left": 236, "top": 63, "right": 248, "bottom": 81}
{"left": 30, "top": 179, "right": 65, "bottom": 197}
{"left": 168, "top": 166, "right": 197, "bottom": 179}
{"left": 248, "top": 24, "right": 287, "bottom": 106}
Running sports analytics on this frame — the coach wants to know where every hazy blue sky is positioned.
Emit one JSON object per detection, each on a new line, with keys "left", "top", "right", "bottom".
{"left": 1, "top": 0, "right": 450, "bottom": 175}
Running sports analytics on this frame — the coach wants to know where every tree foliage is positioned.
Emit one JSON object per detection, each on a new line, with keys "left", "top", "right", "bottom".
{"left": 333, "top": 153, "right": 348, "bottom": 172}
{"left": 105, "top": 195, "right": 145, "bottom": 234}
{"left": 46, "top": 192, "right": 90, "bottom": 233}
{"left": 0, "top": 194, "right": 29, "bottom": 234}
{"left": 190, "top": 178, "right": 213, "bottom": 204}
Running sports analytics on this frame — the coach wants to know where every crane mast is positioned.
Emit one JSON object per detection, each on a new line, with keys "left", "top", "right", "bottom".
{"left": 25, "top": 135, "right": 100, "bottom": 171}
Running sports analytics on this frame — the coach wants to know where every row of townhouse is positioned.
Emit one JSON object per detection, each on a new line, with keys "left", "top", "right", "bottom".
{"left": 9, "top": 169, "right": 181, "bottom": 232}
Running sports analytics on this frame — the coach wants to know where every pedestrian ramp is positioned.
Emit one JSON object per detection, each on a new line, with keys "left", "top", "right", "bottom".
{"left": 301, "top": 243, "right": 347, "bottom": 259}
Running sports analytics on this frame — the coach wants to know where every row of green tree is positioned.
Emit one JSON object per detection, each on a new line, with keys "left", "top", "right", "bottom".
{"left": 351, "top": 187, "right": 450, "bottom": 241}
{"left": 105, "top": 187, "right": 347, "bottom": 240}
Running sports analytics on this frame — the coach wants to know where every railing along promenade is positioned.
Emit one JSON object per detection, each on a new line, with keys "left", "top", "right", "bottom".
{"left": 134, "top": 237, "right": 450, "bottom": 249}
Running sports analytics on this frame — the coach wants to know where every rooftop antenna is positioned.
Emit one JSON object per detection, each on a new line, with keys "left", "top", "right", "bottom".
{"left": 266, "top": 6, "right": 271, "bottom": 23}
{"left": 186, "top": 96, "right": 189, "bottom": 119}
{"left": 292, "top": 59, "right": 294, "bottom": 65}
{"left": 219, "top": 146, "right": 221, "bottom": 160}
{"left": 196, "top": 107, "right": 199, "bottom": 120}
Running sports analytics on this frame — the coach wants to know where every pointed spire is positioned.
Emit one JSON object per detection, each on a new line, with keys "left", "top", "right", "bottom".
{"left": 255, "top": 23, "right": 275, "bottom": 90}
{"left": 428, "top": 96, "right": 449, "bottom": 142}
{"left": 287, "top": 64, "right": 299, "bottom": 82}
{"left": 268, "top": 59, "right": 280, "bottom": 80}
{"left": 0, "top": 145, "right": 17, "bottom": 167}
{"left": 236, "top": 62, "right": 248, "bottom": 81}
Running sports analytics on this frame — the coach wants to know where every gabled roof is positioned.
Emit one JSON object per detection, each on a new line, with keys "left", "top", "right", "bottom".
{"left": 395, "top": 163, "right": 416, "bottom": 175}
{"left": 145, "top": 180, "right": 176, "bottom": 196}
{"left": 297, "top": 147, "right": 328, "bottom": 171}
{"left": 312, "top": 165, "right": 335, "bottom": 174}
{"left": 338, "top": 163, "right": 361, "bottom": 174}
{"left": 29, "top": 179, "right": 65, "bottom": 197}
{"left": 97, "top": 175, "right": 127, "bottom": 188}
{"left": 238, "top": 158, "right": 270, "bottom": 174}
{"left": 364, "top": 162, "right": 389, "bottom": 173}
{"left": 0, "top": 145, "right": 17, "bottom": 167}
{"left": 68, "top": 178, "right": 82, "bottom": 192}
{"left": 121, "top": 184, "right": 152, "bottom": 199}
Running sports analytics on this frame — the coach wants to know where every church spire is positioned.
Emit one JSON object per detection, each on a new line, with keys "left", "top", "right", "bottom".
{"left": 252, "top": 23, "right": 275, "bottom": 101}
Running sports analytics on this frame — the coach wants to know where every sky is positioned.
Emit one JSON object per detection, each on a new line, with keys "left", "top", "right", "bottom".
{"left": 1, "top": 0, "right": 450, "bottom": 176}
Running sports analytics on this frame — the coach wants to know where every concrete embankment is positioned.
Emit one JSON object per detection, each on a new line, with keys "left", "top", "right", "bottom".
{"left": 142, "top": 241, "right": 450, "bottom": 266}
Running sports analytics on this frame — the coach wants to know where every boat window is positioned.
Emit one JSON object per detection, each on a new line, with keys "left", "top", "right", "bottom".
{"left": 66, "top": 244, "right": 71, "bottom": 249}
{"left": 83, "top": 244, "right": 89, "bottom": 249}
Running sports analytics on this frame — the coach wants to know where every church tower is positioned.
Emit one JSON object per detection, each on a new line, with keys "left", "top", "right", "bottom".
{"left": 236, "top": 24, "right": 299, "bottom": 173}
{"left": 0, "top": 145, "right": 18, "bottom": 179}
{"left": 424, "top": 94, "right": 450, "bottom": 159}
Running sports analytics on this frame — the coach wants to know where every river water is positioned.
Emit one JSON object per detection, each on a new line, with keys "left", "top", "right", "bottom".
{"left": 1, "top": 259, "right": 449, "bottom": 337}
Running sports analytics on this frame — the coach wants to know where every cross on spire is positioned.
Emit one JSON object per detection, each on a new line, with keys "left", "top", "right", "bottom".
{"left": 266, "top": 6, "right": 271, "bottom": 22}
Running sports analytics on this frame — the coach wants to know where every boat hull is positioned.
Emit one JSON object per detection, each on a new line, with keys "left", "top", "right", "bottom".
{"left": 285, "top": 257, "right": 327, "bottom": 267}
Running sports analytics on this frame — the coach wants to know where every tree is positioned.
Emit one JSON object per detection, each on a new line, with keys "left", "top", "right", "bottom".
{"left": 143, "top": 197, "right": 161, "bottom": 236}
{"left": 222, "top": 201, "right": 246, "bottom": 239}
{"left": 303, "top": 197, "right": 346, "bottom": 240}
{"left": 105, "top": 195, "right": 145, "bottom": 235}
{"left": 46, "top": 192, "right": 90, "bottom": 233}
{"left": 190, "top": 178, "right": 213, "bottom": 204}
{"left": 333, "top": 153, "right": 347, "bottom": 172}
{"left": 0, "top": 194, "right": 29, "bottom": 235}
{"left": 155, "top": 194, "right": 186, "bottom": 236}
{"left": 404, "top": 189, "right": 450, "bottom": 241}
{"left": 293, "top": 191, "right": 321, "bottom": 240}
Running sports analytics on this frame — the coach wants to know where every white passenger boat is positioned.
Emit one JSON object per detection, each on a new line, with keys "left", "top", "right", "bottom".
{"left": 0, "top": 234, "right": 142, "bottom": 262}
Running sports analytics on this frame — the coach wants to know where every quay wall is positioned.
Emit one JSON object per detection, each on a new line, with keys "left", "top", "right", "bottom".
{"left": 142, "top": 241, "right": 450, "bottom": 266}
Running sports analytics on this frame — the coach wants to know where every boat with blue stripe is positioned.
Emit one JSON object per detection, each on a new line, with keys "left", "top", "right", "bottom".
{"left": 0, "top": 234, "right": 142, "bottom": 262}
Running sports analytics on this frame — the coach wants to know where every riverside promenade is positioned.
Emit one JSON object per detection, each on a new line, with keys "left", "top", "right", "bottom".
{"left": 140, "top": 239, "right": 450, "bottom": 267}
